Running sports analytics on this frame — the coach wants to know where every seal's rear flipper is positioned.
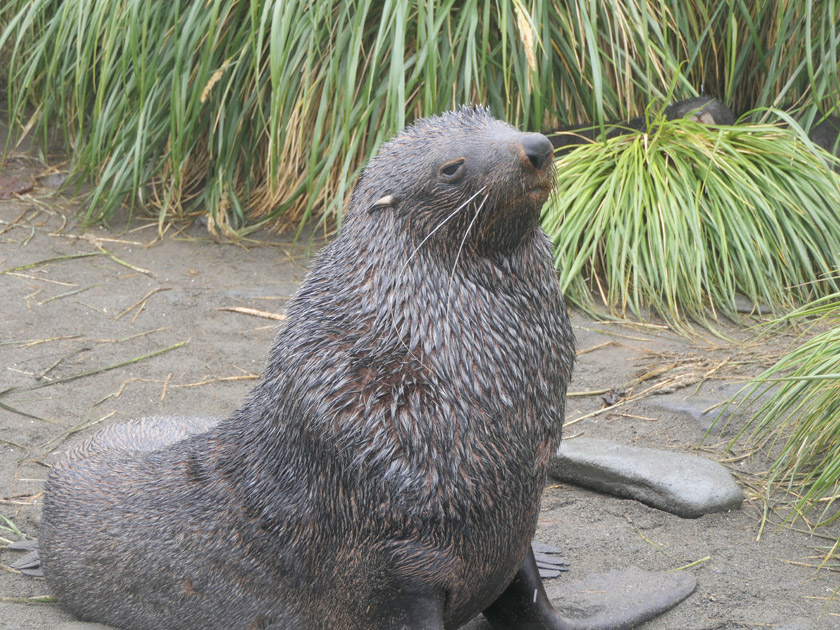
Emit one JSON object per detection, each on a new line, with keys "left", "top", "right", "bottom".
{"left": 547, "top": 566, "right": 696, "bottom": 629}
{"left": 6, "top": 539, "right": 43, "bottom": 577}
{"left": 484, "top": 548, "right": 695, "bottom": 629}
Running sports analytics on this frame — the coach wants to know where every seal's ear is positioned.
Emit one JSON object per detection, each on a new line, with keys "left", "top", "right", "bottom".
{"left": 368, "top": 194, "right": 398, "bottom": 214}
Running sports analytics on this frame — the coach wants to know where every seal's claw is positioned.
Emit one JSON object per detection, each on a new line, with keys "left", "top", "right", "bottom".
{"left": 7, "top": 539, "right": 38, "bottom": 551}
{"left": 532, "top": 541, "right": 570, "bottom": 579}
{"left": 6, "top": 540, "right": 43, "bottom": 577}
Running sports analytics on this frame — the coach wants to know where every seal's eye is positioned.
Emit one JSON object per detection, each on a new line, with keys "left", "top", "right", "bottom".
{"left": 439, "top": 158, "right": 466, "bottom": 182}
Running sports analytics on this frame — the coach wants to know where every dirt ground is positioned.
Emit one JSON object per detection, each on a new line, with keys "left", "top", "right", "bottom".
{"left": 1, "top": 146, "right": 839, "bottom": 630}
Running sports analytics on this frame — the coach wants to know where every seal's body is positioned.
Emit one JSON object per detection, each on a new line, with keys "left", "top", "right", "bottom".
{"left": 41, "top": 107, "right": 577, "bottom": 629}
{"left": 547, "top": 96, "right": 735, "bottom": 155}
{"left": 810, "top": 114, "right": 840, "bottom": 170}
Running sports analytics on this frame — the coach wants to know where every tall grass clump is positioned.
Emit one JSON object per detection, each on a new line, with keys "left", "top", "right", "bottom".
{"left": 0, "top": 0, "right": 565, "bottom": 234}
{"left": 542, "top": 114, "right": 840, "bottom": 331}
{"left": 726, "top": 298, "right": 840, "bottom": 541}
{"left": 695, "top": 0, "right": 840, "bottom": 123}
{"left": 3, "top": 1, "right": 839, "bottom": 233}
{"left": 540, "top": 1, "right": 840, "bottom": 127}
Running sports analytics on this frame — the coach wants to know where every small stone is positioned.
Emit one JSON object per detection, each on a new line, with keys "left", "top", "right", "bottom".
{"left": 550, "top": 438, "right": 743, "bottom": 518}
{"left": 37, "top": 171, "right": 70, "bottom": 190}
{"left": 653, "top": 381, "right": 767, "bottom": 434}
{"left": 733, "top": 294, "right": 773, "bottom": 315}
{"left": 653, "top": 391, "right": 734, "bottom": 433}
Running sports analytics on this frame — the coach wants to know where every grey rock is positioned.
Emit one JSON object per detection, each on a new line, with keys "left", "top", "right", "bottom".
{"left": 653, "top": 381, "right": 777, "bottom": 435}
{"left": 54, "top": 624, "right": 116, "bottom": 630}
{"left": 652, "top": 383, "right": 745, "bottom": 433}
{"left": 654, "top": 397, "right": 727, "bottom": 433}
{"left": 550, "top": 438, "right": 743, "bottom": 518}
{"left": 37, "top": 172, "right": 70, "bottom": 190}
{"left": 733, "top": 294, "right": 772, "bottom": 315}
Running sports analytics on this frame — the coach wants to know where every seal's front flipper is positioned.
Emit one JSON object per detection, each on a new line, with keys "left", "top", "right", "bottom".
{"left": 483, "top": 547, "right": 695, "bottom": 629}
{"left": 532, "top": 541, "right": 569, "bottom": 579}
{"left": 483, "top": 548, "right": 560, "bottom": 629}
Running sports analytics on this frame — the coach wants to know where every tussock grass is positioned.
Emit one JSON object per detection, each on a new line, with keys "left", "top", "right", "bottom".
{"left": 540, "top": 1, "right": 840, "bottom": 126}
{"left": 543, "top": 115, "right": 840, "bottom": 331}
{"left": 1, "top": 0, "right": 555, "bottom": 233}
{"left": 728, "top": 299, "right": 840, "bottom": 535}
{"left": 2, "top": 1, "right": 839, "bottom": 233}
{"left": 0, "top": 515, "right": 25, "bottom": 543}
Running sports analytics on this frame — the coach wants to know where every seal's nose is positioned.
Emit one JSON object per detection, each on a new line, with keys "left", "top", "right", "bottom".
{"left": 520, "top": 133, "right": 554, "bottom": 170}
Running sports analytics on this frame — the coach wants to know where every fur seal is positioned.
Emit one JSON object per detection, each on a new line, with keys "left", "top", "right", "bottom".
{"left": 547, "top": 96, "right": 735, "bottom": 155}
{"left": 810, "top": 114, "right": 840, "bottom": 170}
{"left": 39, "top": 107, "right": 693, "bottom": 629}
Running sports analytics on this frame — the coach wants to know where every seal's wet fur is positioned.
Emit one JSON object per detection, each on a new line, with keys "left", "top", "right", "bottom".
{"left": 40, "top": 107, "right": 576, "bottom": 629}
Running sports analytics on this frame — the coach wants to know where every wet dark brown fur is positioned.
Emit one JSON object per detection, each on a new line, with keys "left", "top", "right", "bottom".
{"left": 40, "top": 107, "right": 575, "bottom": 629}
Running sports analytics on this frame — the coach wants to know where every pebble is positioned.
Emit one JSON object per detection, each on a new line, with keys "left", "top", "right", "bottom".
{"left": 652, "top": 383, "right": 747, "bottom": 433}
{"left": 733, "top": 294, "right": 773, "bottom": 314}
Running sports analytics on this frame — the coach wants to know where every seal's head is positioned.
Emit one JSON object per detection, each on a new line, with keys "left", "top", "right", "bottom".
{"left": 349, "top": 106, "right": 555, "bottom": 256}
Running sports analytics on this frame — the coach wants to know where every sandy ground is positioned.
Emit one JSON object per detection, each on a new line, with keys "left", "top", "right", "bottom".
{"left": 1, "top": 147, "right": 839, "bottom": 630}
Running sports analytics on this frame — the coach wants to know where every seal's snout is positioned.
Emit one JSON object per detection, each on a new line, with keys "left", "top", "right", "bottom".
{"left": 520, "top": 133, "right": 554, "bottom": 171}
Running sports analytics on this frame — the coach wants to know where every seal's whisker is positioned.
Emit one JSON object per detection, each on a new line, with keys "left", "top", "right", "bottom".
{"left": 403, "top": 186, "right": 488, "bottom": 270}
{"left": 388, "top": 186, "right": 488, "bottom": 342}
{"left": 445, "top": 192, "right": 489, "bottom": 318}
{"left": 384, "top": 186, "right": 488, "bottom": 381}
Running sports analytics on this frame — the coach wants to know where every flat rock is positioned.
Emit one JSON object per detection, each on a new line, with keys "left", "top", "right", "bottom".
{"left": 550, "top": 438, "right": 743, "bottom": 518}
